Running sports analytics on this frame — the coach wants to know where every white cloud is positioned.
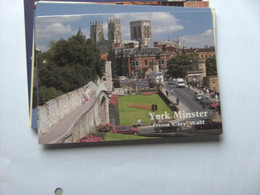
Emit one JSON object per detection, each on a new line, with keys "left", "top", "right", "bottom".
{"left": 36, "top": 15, "right": 82, "bottom": 24}
{"left": 180, "top": 29, "right": 214, "bottom": 48}
{"left": 36, "top": 22, "right": 72, "bottom": 40}
{"left": 35, "top": 16, "right": 82, "bottom": 41}
{"left": 113, "top": 12, "right": 183, "bottom": 40}
{"left": 36, "top": 44, "right": 49, "bottom": 52}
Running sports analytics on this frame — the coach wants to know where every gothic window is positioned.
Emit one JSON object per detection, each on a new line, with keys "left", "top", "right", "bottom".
{"left": 133, "top": 27, "right": 137, "bottom": 39}
{"left": 111, "top": 31, "right": 114, "bottom": 41}
{"left": 135, "top": 61, "right": 139, "bottom": 67}
{"left": 147, "top": 26, "right": 150, "bottom": 38}
{"left": 138, "top": 60, "right": 142, "bottom": 66}
{"left": 145, "top": 60, "right": 148, "bottom": 66}
{"left": 98, "top": 32, "right": 103, "bottom": 41}
{"left": 138, "top": 26, "right": 141, "bottom": 39}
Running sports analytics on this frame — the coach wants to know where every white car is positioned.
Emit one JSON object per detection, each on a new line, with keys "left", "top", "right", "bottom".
{"left": 176, "top": 81, "right": 185, "bottom": 88}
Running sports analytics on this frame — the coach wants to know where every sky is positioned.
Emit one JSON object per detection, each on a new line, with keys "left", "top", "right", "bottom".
{"left": 35, "top": 3, "right": 215, "bottom": 52}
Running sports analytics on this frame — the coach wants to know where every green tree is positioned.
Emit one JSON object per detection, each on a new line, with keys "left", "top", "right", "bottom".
{"left": 166, "top": 54, "right": 193, "bottom": 78}
{"left": 206, "top": 56, "right": 217, "bottom": 76}
{"left": 107, "top": 49, "right": 128, "bottom": 77}
{"left": 37, "top": 32, "right": 105, "bottom": 105}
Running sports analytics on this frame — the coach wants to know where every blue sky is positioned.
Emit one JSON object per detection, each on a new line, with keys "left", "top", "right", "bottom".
{"left": 35, "top": 3, "right": 215, "bottom": 51}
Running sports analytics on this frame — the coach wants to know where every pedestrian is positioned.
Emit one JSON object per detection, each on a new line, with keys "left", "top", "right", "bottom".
{"left": 210, "top": 92, "right": 214, "bottom": 98}
{"left": 170, "top": 89, "right": 174, "bottom": 96}
{"left": 83, "top": 86, "right": 90, "bottom": 104}
{"left": 215, "top": 93, "right": 218, "bottom": 100}
{"left": 137, "top": 118, "right": 141, "bottom": 127}
{"left": 166, "top": 89, "right": 169, "bottom": 97}
{"left": 176, "top": 97, "right": 179, "bottom": 105}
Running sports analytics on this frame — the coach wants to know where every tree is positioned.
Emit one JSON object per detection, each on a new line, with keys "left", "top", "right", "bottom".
{"left": 206, "top": 56, "right": 217, "bottom": 76}
{"left": 166, "top": 54, "right": 193, "bottom": 78}
{"left": 107, "top": 49, "right": 128, "bottom": 77}
{"left": 37, "top": 32, "right": 105, "bottom": 105}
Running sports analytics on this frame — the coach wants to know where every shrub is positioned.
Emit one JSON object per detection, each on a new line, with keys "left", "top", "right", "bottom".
{"left": 77, "top": 135, "right": 104, "bottom": 143}
{"left": 97, "top": 123, "right": 114, "bottom": 132}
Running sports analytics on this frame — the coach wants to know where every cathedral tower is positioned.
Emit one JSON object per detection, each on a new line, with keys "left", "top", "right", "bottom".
{"left": 90, "top": 21, "right": 104, "bottom": 43}
{"left": 130, "top": 20, "right": 152, "bottom": 47}
{"left": 107, "top": 18, "right": 122, "bottom": 44}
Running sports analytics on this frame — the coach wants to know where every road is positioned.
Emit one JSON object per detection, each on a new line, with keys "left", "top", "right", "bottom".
{"left": 120, "top": 79, "right": 149, "bottom": 88}
{"left": 164, "top": 82, "right": 216, "bottom": 119}
{"left": 118, "top": 79, "right": 219, "bottom": 136}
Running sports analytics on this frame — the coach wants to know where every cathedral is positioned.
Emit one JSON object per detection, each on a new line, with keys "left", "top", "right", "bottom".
{"left": 130, "top": 20, "right": 152, "bottom": 47}
{"left": 89, "top": 18, "right": 122, "bottom": 53}
{"left": 89, "top": 18, "right": 152, "bottom": 53}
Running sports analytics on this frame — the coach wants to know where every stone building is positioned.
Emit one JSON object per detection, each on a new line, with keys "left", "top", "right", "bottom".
{"left": 101, "top": 61, "right": 113, "bottom": 92}
{"left": 108, "top": 18, "right": 122, "bottom": 44}
{"left": 90, "top": 19, "right": 123, "bottom": 53}
{"left": 203, "top": 76, "right": 219, "bottom": 93}
{"left": 113, "top": 44, "right": 170, "bottom": 78}
{"left": 186, "top": 59, "right": 207, "bottom": 84}
{"left": 130, "top": 20, "right": 152, "bottom": 47}
{"left": 185, "top": 46, "right": 217, "bottom": 86}
{"left": 185, "top": 46, "right": 215, "bottom": 60}
{"left": 90, "top": 21, "right": 105, "bottom": 43}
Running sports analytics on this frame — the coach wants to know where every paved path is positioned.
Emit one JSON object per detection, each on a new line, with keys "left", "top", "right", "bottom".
{"left": 38, "top": 97, "right": 97, "bottom": 144}
{"left": 161, "top": 87, "right": 190, "bottom": 111}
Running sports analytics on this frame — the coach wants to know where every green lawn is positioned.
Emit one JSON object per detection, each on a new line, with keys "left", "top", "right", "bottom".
{"left": 118, "top": 94, "right": 173, "bottom": 126}
{"left": 104, "top": 132, "right": 154, "bottom": 141}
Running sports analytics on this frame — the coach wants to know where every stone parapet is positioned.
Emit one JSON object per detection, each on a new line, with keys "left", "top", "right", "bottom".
{"left": 37, "top": 81, "right": 97, "bottom": 135}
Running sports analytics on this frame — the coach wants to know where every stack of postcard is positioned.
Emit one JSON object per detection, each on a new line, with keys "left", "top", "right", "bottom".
{"left": 27, "top": 0, "right": 222, "bottom": 144}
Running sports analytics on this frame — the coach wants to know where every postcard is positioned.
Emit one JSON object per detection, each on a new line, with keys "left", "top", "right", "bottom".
{"left": 34, "top": 4, "right": 221, "bottom": 144}
{"left": 26, "top": 1, "right": 210, "bottom": 123}
{"left": 30, "top": 2, "right": 211, "bottom": 129}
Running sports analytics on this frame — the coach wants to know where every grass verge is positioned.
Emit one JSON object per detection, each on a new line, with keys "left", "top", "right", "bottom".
{"left": 118, "top": 94, "right": 172, "bottom": 126}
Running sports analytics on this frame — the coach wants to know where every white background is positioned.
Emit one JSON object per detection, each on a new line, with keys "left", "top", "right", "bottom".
{"left": 1, "top": 0, "right": 260, "bottom": 194}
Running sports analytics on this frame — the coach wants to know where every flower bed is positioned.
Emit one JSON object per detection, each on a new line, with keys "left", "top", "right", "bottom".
{"left": 97, "top": 123, "right": 114, "bottom": 132}
{"left": 77, "top": 135, "right": 104, "bottom": 143}
{"left": 142, "top": 92, "right": 154, "bottom": 95}
{"left": 128, "top": 103, "right": 151, "bottom": 110}
{"left": 109, "top": 94, "right": 119, "bottom": 106}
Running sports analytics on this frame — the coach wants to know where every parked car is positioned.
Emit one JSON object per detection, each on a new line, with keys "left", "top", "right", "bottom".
{"left": 168, "top": 80, "right": 175, "bottom": 85}
{"left": 195, "top": 93, "right": 204, "bottom": 101}
{"left": 200, "top": 96, "right": 210, "bottom": 106}
{"left": 154, "top": 122, "right": 181, "bottom": 133}
{"left": 112, "top": 126, "right": 139, "bottom": 135}
{"left": 193, "top": 119, "right": 222, "bottom": 130}
{"left": 209, "top": 100, "right": 219, "bottom": 109}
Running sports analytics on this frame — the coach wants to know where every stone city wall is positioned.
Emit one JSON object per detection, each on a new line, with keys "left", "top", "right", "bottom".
{"left": 63, "top": 91, "right": 110, "bottom": 143}
{"left": 38, "top": 82, "right": 97, "bottom": 135}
